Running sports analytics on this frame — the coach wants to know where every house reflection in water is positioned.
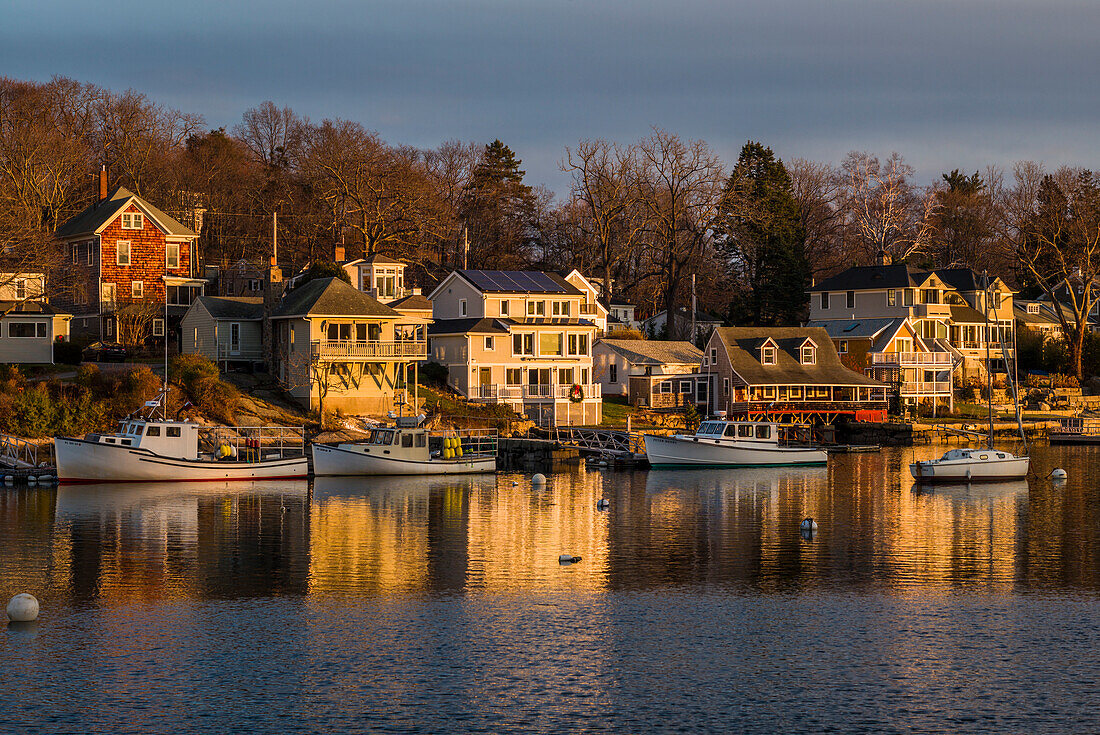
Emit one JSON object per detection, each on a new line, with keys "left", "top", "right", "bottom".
{"left": 2, "top": 446, "right": 1099, "bottom": 603}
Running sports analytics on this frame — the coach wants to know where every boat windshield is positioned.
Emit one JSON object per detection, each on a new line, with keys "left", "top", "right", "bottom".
{"left": 370, "top": 430, "right": 395, "bottom": 445}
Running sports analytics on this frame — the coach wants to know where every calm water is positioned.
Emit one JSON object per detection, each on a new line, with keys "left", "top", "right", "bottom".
{"left": 3, "top": 445, "right": 1100, "bottom": 733}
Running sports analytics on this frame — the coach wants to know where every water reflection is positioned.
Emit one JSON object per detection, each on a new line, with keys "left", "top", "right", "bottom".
{"left": 2, "top": 446, "right": 1100, "bottom": 607}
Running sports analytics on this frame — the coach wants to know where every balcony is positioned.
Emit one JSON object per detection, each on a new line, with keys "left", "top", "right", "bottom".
{"left": 899, "top": 381, "right": 952, "bottom": 396}
{"left": 310, "top": 340, "right": 427, "bottom": 361}
{"left": 471, "top": 383, "right": 602, "bottom": 402}
{"left": 868, "top": 351, "right": 953, "bottom": 367}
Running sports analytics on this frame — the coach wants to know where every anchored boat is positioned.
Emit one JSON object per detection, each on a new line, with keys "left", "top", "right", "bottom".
{"left": 312, "top": 419, "right": 497, "bottom": 476}
{"left": 55, "top": 398, "right": 308, "bottom": 483}
{"left": 643, "top": 419, "right": 828, "bottom": 468}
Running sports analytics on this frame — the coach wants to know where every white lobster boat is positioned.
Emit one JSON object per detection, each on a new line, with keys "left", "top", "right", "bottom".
{"left": 312, "top": 421, "right": 497, "bottom": 476}
{"left": 55, "top": 408, "right": 308, "bottom": 484}
{"left": 909, "top": 448, "right": 1029, "bottom": 483}
{"left": 643, "top": 419, "right": 828, "bottom": 468}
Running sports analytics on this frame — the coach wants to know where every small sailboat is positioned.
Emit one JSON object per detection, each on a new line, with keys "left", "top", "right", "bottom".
{"left": 311, "top": 417, "right": 496, "bottom": 476}
{"left": 55, "top": 392, "right": 308, "bottom": 483}
{"left": 643, "top": 418, "right": 828, "bottom": 468}
{"left": 910, "top": 271, "right": 1029, "bottom": 483}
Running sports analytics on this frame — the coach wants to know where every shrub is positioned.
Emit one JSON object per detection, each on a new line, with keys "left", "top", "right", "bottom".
{"left": 419, "top": 361, "right": 449, "bottom": 386}
{"left": 169, "top": 354, "right": 220, "bottom": 392}
{"left": 604, "top": 328, "right": 644, "bottom": 340}
{"left": 192, "top": 376, "right": 240, "bottom": 423}
{"left": 53, "top": 340, "right": 82, "bottom": 365}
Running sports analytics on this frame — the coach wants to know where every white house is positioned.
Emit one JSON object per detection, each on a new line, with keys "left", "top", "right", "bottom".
{"left": 593, "top": 339, "right": 705, "bottom": 409}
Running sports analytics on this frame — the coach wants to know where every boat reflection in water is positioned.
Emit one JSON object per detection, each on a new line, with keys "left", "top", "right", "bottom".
{"left": 910, "top": 478, "right": 1030, "bottom": 500}
{"left": 55, "top": 479, "right": 310, "bottom": 514}
{"left": 644, "top": 465, "right": 829, "bottom": 495}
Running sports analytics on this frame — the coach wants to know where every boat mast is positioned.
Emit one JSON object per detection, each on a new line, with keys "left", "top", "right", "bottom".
{"left": 983, "top": 271, "right": 993, "bottom": 450}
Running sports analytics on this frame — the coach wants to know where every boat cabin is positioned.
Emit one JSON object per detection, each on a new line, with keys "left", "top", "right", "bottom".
{"left": 937, "top": 448, "right": 1013, "bottom": 462}
{"left": 88, "top": 419, "right": 200, "bottom": 460}
{"left": 359, "top": 426, "right": 493, "bottom": 461}
{"left": 693, "top": 420, "right": 780, "bottom": 445}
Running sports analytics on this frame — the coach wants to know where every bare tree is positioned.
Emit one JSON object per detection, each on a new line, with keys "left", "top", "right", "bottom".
{"left": 838, "top": 151, "right": 937, "bottom": 263}
{"left": 234, "top": 101, "right": 305, "bottom": 170}
{"left": 634, "top": 129, "right": 724, "bottom": 336}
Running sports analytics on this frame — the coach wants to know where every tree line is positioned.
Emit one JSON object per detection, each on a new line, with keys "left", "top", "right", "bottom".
{"left": 4, "top": 75, "right": 1100, "bottom": 375}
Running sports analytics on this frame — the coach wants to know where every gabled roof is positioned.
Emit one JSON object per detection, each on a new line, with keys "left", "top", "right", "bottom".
{"left": 0, "top": 300, "right": 69, "bottom": 316}
{"left": 272, "top": 277, "right": 399, "bottom": 319}
{"left": 809, "top": 264, "right": 928, "bottom": 292}
{"left": 597, "top": 339, "right": 702, "bottom": 366}
{"left": 194, "top": 296, "right": 264, "bottom": 321}
{"left": 712, "top": 327, "right": 882, "bottom": 387}
{"left": 363, "top": 254, "right": 405, "bottom": 265}
{"left": 870, "top": 318, "right": 920, "bottom": 353}
{"left": 948, "top": 304, "right": 988, "bottom": 324}
{"left": 427, "top": 318, "right": 509, "bottom": 336}
{"left": 389, "top": 294, "right": 432, "bottom": 311}
{"left": 55, "top": 187, "right": 197, "bottom": 240}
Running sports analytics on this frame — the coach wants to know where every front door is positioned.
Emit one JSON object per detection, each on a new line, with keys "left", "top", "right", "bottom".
{"left": 229, "top": 323, "right": 241, "bottom": 355}
{"left": 479, "top": 367, "right": 492, "bottom": 397}
{"left": 528, "top": 368, "right": 551, "bottom": 397}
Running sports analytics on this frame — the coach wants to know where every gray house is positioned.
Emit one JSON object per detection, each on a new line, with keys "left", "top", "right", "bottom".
{"left": 180, "top": 296, "right": 264, "bottom": 367}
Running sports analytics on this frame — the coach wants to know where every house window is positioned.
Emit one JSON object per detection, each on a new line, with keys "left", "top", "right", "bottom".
{"left": 539, "top": 332, "right": 563, "bottom": 356}
{"left": 121, "top": 212, "right": 144, "bottom": 230}
{"left": 72, "top": 245, "right": 79, "bottom": 264}
{"left": 761, "top": 345, "right": 776, "bottom": 365}
{"left": 249, "top": 279, "right": 262, "bottom": 292}
{"left": 117, "top": 241, "right": 131, "bottom": 266}
{"left": 166, "top": 243, "right": 180, "bottom": 269}
{"left": 14, "top": 280, "right": 26, "bottom": 300}
{"left": 106, "top": 319, "right": 114, "bottom": 337}
{"left": 152, "top": 319, "right": 165, "bottom": 337}
{"left": 821, "top": 292, "right": 829, "bottom": 310}
{"left": 131, "top": 281, "right": 143, "bottom": 299}
{"left": 723, "top": 378, "right": 730, "bottom": 396}
{"left": 512, "top": 333, "right": 533, "bottom": 355}
{"left": 610, "top": 363, "right": 617, "bottom": 383}
{"left": 846, "top": 290, "right": 855, "bottom": 309}
{"left": 500, "top": 299, "right": 510, "bottom": 317}
{"left": 87, "top": 245, "right": 94, "bottom": 265}
{"left": 659, "top": 381, "right": 672, "bottom": 394}
{"left": 678, "top": 380, "right": 691, "bottom": 394}
{"left": 888, "top": 289, "right": 896, "bottom": 306}
{"left": 801, "top": 345, "right": 816, "bottom": 365}
{"left": 8, "top": 322, "right": 45, "bottom": 338}
{"left": 484, "top": 336, "right": 493, "bottom": 351}
{"left": 838, "top": 340, "right": 848, "bottom": 354}
{"left": 527, "top": 300, "right": 546, "bottom": 316}
{"left": 459, "top": 299, "right": 467, "bottom": 317}
{"left": 903, "top": 289, "right": 914, "bottom": 306}
{"left": 506, "top": 368, "right": 522, "bottom": 385}
{"left": 1026, "top": 303, "right": 1039, "bottom": 315}
{"left": 579, "top": 334, "right": 588, "bottom": 355}
{"left": 710, "top": 347, "right": 717, "bottom": 365}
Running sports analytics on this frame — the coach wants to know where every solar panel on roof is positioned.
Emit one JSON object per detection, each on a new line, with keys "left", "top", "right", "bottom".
{"left": 843, "top": 323, "right": 860, "bottom": 333}
{"left": 463, "top": 269, "right": 570, "bottom": 293}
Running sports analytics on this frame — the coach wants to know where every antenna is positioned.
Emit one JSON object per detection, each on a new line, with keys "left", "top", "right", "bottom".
{"left": 463, "top": 226, "right": 468, "bottom": 270}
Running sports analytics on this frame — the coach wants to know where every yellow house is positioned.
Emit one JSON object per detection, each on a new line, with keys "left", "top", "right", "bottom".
{"left": 270, "top": 277, "right": 428, "bottom": 414}
{"left": 0, "top": 272, "right": 71, "bottom": 364}
{"left": 428, "top": 269, "right": 601, "bottom": 426}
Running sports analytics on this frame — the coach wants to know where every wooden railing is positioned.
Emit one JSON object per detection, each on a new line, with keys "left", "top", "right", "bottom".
{"left": 471, "top": 383, "right": 601, "bottom": 401}
{"left": 311, "top": 340, "right": 427, "bottom": 360}
{"left": 869, "top": 351, "right": 953, "bottom": 366}
{"left": 900, "top": 381, "right": 953, "bottom": 395}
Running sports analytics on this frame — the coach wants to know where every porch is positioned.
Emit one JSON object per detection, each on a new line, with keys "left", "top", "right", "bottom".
{"left": 311, "top": 339, "right": 427, "bottom": 361}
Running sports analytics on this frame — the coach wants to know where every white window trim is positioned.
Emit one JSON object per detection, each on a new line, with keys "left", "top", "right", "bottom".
{"left": 131, "top": 280, "right": 143, "bottom": 299}
{"left": 484, "top": 336, "right": 493, "bottom": 350}
{"left": 459, "top": 299, "right": 467, "bottom": 317}
{"left": 121, "top": 212, "right": 144, "bottom": 230}
{"left": 117, "top": 241, "right": 131, "bottom": 266}
{"left": 152, "top": 318, "right": 165, "bottom": 337}
{"left": 166, "top": 243, "right": 180, "bottom": 269}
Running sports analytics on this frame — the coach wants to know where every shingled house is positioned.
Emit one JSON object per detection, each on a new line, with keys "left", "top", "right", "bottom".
{"left": 705, "top": 326, "right": 887, "bottom": 424}
{"left": 269, "top": 277, "right": 428, "bottom": 414}
{"left": 593, "top": 339, "right": 705, "bottom": 409}
{"left": 180, "top": 296, "right": 264, "bottom": 368}
{"left": 53, "top": 178, "right": 203, "bottom": 344}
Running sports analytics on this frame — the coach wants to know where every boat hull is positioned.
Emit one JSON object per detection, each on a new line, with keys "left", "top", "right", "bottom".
{"left": 908, "top": 456, "right": 1030, "bottom": 482}
{"left": 312, "top": 443, "right": 497, "bottom": 476}
{"left": 55, "top": 437, "right": 308, "bottom": 483}
{"left": 643, "top": 434, "right": 828, "bottom": 468}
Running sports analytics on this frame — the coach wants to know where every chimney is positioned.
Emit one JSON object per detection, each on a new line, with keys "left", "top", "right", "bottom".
{"left": 334, "top": 245, "right": 345, "bottom": 263}
{"left": 876, "top": 248, "right": 891, "bottom": 266}
{"left": 98, "top": 166, "right": 109, "bottom": 203}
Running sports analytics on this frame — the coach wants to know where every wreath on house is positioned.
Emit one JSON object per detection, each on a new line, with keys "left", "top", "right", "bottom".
{"left": 569, "top": 383, "right": 584, "bottom": 403}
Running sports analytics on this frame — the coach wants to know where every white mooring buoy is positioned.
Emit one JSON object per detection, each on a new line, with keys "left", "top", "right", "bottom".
{"left": 1050, "top": 468, "right": 1068, "bottom": 480}
{"left": 559, "top": 554, "right": 582, "bottom": 564}
{"left": 800, "top": 518, "right": 818, "bottom": 538}
{"left": 532, "top": 473, "right": 547, "bottom": 485}
{"left": 7, "top": 593, "right": 39, "bottom": 622}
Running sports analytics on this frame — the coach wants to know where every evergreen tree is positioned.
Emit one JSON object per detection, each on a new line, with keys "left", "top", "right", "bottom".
{"left": 929, "top": 169, "right": 995, "bottom": 267}
{"left": 713, "top": 142, "right": 809, "bottom": 326}
{"left": 459, "top": 140, "right": 537, "bottom": 268}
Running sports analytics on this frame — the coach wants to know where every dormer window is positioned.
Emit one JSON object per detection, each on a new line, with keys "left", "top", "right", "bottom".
{"left": 121, "top": 212, "right": 144, "bottom": 230}
{"left": 1027, "top": 303, "right": 1040, "bottom": 315}
{"left": 800, "top": 344, "right": 816, "bottom": 365}
{"left": 761, "top": 343, "right": 777, "bottom": 365}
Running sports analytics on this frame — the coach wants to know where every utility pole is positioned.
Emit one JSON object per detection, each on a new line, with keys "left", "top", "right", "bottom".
{"left": 691, "top": 273, "right": 697, "bottom": 343}
{"left": 272, "top": 212, "right": 278, "bottom": 264}
{"left": 463, "top": 226, "right": 469, "bottom": 270}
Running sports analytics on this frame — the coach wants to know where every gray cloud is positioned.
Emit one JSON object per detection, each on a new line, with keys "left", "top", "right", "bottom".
{"left": 4, "top": 0, "right": 1098, "bottom": 193}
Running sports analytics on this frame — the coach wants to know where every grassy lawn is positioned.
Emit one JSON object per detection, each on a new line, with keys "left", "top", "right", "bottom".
{"left": 600, "top": 396, "right": 633, "bottom": 428}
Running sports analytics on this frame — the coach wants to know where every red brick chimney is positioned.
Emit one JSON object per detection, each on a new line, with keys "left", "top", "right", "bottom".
{"left": 334, "top": 245, "right": 345, "bottom": 263}
{"left": 98, "top": 166, "right": 109, "bottom": 202}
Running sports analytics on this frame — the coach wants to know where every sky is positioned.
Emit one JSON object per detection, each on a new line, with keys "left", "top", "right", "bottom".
{"left": 4, "top": 0, "right": 1099, "bottom": 195}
